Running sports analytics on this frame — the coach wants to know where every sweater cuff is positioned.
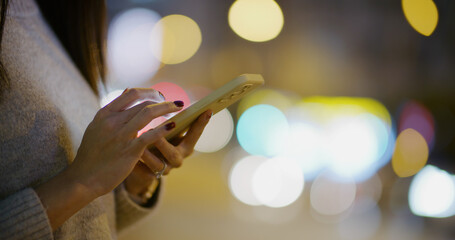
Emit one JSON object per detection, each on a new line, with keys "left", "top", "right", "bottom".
{"left": 115, "top": 181, "right": 161, "bottom": 231}
{"left": 0, "top": 188, "right": 53, "bottom": 239}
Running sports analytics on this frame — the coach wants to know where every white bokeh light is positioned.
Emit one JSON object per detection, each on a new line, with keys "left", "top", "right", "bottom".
{"left": 252, "top": 157, "right": 304, "bottom": 208}
{"left": 284, "top": 121, "right": 326, "bottom": 181}
{"left": 195, "top": 109, "right": 234, "bottom": 153}
{"left": 327, "top": 114, "right": 389, "bottom": 181}
{"left": 100, "top": 89, "right": 124, "bottom": 108}
{"left": 409, "top": 165, "right": 455, "bottom": 218}
{"left": 107, "top": 8, "right": 162, "bottom": 88}
{"left": 310, "top": 172, "right": 357, "bottom": 216}
{"left": 229, "top": 155, "right": 267, "bottom": 206}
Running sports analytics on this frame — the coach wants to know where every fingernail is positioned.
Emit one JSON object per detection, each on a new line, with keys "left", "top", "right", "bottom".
{"left": 158, "top": 91, "right": 165, "bottom": 101}
{"left": 174, "top": 100, "right": 184, "bottom": 107}
{"left": 122, "top": 88, "right": 129, "bottom": 94}
{"left": 206, "top": 111, "right": 213, "bottom": 120}
{"left": 165, "top": 122, "right": 176, "bottom": 130}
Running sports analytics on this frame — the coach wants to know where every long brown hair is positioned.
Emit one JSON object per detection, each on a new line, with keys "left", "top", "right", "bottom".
{"left": 0, "top": 0, "right": 107, "bottom": 99}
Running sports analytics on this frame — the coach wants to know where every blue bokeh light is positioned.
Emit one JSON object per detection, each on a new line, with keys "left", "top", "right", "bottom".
{"left": 237, "top": 104, "right": 289, "bottom": 157}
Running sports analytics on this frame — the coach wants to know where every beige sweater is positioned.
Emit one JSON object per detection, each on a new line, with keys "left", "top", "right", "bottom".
{"left": 0, "top": 0, "right": 159, "bottom": 239}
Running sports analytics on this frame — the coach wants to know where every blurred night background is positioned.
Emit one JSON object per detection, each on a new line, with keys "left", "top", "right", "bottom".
{"left": 103, "top": 0, "right": 455, "bottom": 239}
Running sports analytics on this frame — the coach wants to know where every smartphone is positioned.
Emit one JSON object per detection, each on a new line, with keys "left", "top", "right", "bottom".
{"left": 157, "top": 74, "right": 264, "bottom": 141}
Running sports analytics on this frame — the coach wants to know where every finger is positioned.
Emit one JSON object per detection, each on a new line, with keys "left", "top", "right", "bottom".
{"left": 141, "top": 149, "right": 169, "bottom": 176}
{"left": 117, "top": 101, "right": 157, "bottom": 124}
{"left": 130, "top": 121, "right": 176, "bottom": 152}
{"left": 178, "top": 110, "right": 212, "bottom": 155}
{"left": 121, "top": 101, "right": 183, "bottom": 135}
{"left": 155, "top": 138, "right": 183, "bottom": 168}
{"left": 104, "top": 88, "right": 165, "bottom": 112}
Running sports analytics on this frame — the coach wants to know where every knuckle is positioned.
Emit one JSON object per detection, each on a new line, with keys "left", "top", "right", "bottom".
{"left": 103, "top": 117, "right": 117, "bottom": 130}
{"left": 128, "top": 88, "right": 140, "bottom": 99}
{"left": 170, "top": 152, "right": 183, "bottom": 168}
{"left": 136, "top": 136, "right": 148, "bottom": 147}
{"left": 142, "top": 105, "right": 156, "bottom": 118}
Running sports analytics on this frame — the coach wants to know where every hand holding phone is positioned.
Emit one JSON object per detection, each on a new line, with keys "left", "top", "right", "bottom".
{"left": 157, "top": 74, "right": 264, "bottom": 141}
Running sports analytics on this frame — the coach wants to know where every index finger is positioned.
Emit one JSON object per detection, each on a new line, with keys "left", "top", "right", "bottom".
{"left": 104, "top": 88, "right": 165, "bottom": 112}
{"left": 177, "top": 110, "right": 212, "bottom": 155}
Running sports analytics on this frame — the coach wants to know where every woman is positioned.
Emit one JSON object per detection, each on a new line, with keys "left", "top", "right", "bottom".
{"left": 0, "top": 0, "right": 211, "bottom": 239}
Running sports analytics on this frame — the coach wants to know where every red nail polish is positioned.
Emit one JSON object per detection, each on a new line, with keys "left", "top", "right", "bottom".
{"left": 165, "top": 122, "right": 176, "bottom": 130}
{"left": 122, "top": 88, "right": 129, "bottom": 94}
{"left": 174, "top": 101, "right": 184, "bottom": 107}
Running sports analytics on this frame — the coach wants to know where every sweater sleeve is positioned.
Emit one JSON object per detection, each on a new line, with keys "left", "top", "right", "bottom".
{"left": 115, "top": 182, "right": 162, "bottom": 231}
{"left": 0, "top": 188, "right": 53, "bottom": 240}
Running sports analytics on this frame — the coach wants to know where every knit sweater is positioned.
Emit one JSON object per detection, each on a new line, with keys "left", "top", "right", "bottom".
{"left": 0, "top": 0, "right": 159, "bottom": 239}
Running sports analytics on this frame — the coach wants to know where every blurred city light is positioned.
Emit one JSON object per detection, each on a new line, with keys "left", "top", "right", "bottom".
{"left": 356, "top": 174, "right": 383, "bottom": 205}
{"left": 408, "top": 165, "right": 455, "bottom": 218}
{"left": 402, "top": 0, "right": 438, "bottom": 36}
{"left": 100, "top": 89, "right": 124, "bottom": 108}
{"left": 398, "top": 100, "right": 435, "bottom": 149}
{"left": 252, "top": 157, "right": 304, "bottom": 208}
{"left": 229, "top": 155, "right": 267, "bottom": 206}
{"left": 327, "top": 114, "right": 390, "bottom": 181}
{"left": 237, "top": 104, "right": 289, "bottom": 157}
{"left": 150, "top": 81, "right": 191, "bottom": 111}
{"left": 392, "top": 128, "right": 429, "bottom": 177}
{"left": 195, "top": 109, "right": 234, "bottom": 153}
{"left": 337, "top": 197, "right": 382, "bottom": 240}
{"left": 284, "top": 121, "right": 326, "bottom": 181}
{"left": 134, "top": 82, "right": 191, "bottom": 134}
{"left": 151, "top": 14, "right": 202, "bottom": 64}
{"left": 237, "top": 89, "right": 293, "bottom": 119}
{"left": 228, "top": 0, "right": 284, "bottom": 42}
{"left": 282, "top": 97, "right": 394, "bottom": 182}
{"left": 310, "top": 172, "right": 357, "bottom": 216}
{"left": 107, "top": 8, "right": 162, "bottom": 88}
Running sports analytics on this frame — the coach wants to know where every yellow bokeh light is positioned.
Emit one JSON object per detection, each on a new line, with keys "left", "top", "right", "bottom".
{"left": 402, "top": 0, "right": 438, "bottom": 36}
{"left": 392, "top": 128, "right": 429, "bottom": 178}
{"left": 296, "top": 97, "right": 392, "bottom": 126}
{"left": 237, "top": 89, "right": 293, "bottom": 119}
{"left": 228, "top": 0, "right": 284, "bottom": 42}
{"left": 151, "top": 14, "right": 202, "bottom": 64}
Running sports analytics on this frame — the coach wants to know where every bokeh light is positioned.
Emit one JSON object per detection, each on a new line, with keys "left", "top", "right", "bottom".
{"left": 150, "top": 82, "right": 191, "bottom": 111}
{"left": 392, "top": 128, "right": 429, "bottom": 178}
{"left": 237, "top": 104, "right": 289, "bottom": 157}
{"left": 237, "top": 89, "right": 293, "bottom": 119}
{"left": 229, "top": 155, "right": 268, "bottom": 206}
{"left": 282, "top": 97, "right": 394, "bottom": 182}
{"left": 100, "top": 89, "right": 124, "bottom": 108}
{"left": 310, "top": 172, "right": 357, "bottom": 216}
{"left": 228, "top": 0, "right": 284, "bottom": 42}
{"left": 337, "top": 197, "right": 382, "bottom": 240}
{"left": 402, "top": 0, "right": 438, "bottom": 36}
{"left": 136, "top": 82, "right": 191, "bottom": 134}
{"left": 195, "top": 109, "right": 234, "bottom": 153}
{"left": 252, "top": 157, "right": 304, "bottom": 208}
{"left": 107, "top": 8, "right": 162, "bottom": 88}
{"left": 283, "top": 121, "right": 326, "bottom": 181}
{"left": 327, "top": 114, "right": 390, "bottom": 181}
{"left": 151, "top": 14, "right": 202, "bottom": 64}
{"left": 408, "top": 165, "right": 455, "bottom": 218}
{"left": 398, "top": 100, "right": 435, "bottom": 148}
